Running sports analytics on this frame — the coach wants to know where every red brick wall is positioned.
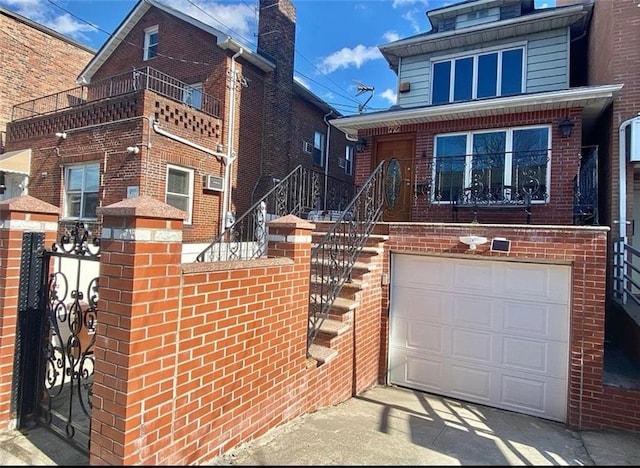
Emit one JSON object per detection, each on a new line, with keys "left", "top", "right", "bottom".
{"left": 354, "top": 108, "right": 583, "bottom": 225}
{"left": 0, "top": 9, "right": 94, "bottom": 149}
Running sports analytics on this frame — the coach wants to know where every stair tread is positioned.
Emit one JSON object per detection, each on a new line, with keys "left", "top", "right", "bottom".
{"left": 309, "top": 295, "right": 358, "bottom": 311}
{"left": 318, "top": 318, "right": 350, "bottom": 336}
{"left": 308, "top": 344, "right": 338, "bottom": 364}
{"left": 310, "top": 276, "right": 365, "bottom": 289}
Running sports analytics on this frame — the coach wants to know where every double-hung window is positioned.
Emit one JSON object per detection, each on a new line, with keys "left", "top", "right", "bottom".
{"left": 183, "top": 83, "right": 203, "bottom": 110}
{"left": 313, "top": 131, "right": 325, "bottom": 167}
{"left": 143, "top": 26, "right": 158, "bottom": 60}
{"left": 431, "top": 46, "right": 524, "bottom": 105}
{"left": 166, "top": 165, "right": 194, "bottom": 224}
{"left": 64, "top": 163, "right": 99, "bottom": 219}
{"left": 432, "top": 126, "right": 550, "bottom": 204}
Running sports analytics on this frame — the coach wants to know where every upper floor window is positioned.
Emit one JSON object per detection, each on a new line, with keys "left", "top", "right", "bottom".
{"left": 183, "top": 83, "right": 202, "bottom": 110}
{"left": 143, "top": 26, "right": 159, "bottom": 61}
{"left": 166, "top": 164, "right": 193, "bottom": 224}
{"left": 313, "top": 131, "right": 325, "bottom": 167}
{"left": 431, "top": 46, "right": 524, "bottom": 105}
{"left": 64, "top": 163, "right": 99, "bottom": 219}
{"left": 432, "top": 126, "right": 550, "bottom": 205}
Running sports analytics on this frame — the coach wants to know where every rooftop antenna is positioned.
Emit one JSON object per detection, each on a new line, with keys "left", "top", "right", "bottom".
{"left": 355, "top": 81, "right": 375, "bottom": 113}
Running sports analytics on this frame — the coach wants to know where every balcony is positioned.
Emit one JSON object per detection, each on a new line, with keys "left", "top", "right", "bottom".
{"left": 11, "top": 67, "right": 221, "bottom": 121}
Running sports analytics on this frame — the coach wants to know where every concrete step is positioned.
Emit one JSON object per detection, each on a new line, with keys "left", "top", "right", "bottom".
{"left": 308, "top": 343, "right": 338, "bottom": 365}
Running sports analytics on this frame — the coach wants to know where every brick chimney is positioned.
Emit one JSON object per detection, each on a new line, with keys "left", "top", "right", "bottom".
{"left": 254, "top": 0, "right": 296, "bottom": 200}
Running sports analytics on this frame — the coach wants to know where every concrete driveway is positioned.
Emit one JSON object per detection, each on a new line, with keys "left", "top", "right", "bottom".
{"left": 203, "top": 385, "right": 640, "bottom": 466}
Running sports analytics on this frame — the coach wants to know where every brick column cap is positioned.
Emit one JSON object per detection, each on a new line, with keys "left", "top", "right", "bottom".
{"left": 0, "top": 195, "right": 59, "bottom": 215}
{"left": 267, "top": 214, "right": 314, "bottom": 230}
{"left": 96, "top": 195, "right": 186, "bottom": 220}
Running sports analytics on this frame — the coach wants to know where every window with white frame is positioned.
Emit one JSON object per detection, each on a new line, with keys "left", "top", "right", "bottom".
{"left": 166, "top": 164, "right": 194, "bottom": 224}
{"left": 143, "top": 26, "right": 159, "bottom": 61}
{"left": 431, "top": 46, "right": 524, "bottom": 105}
{"left": 344, "top": 145, "right": 354, "bottom": 176}
{"left": 432, "top": 126, "right": 550, "bottom": 204}
{"left": 64, "top": 163, "right": 99, "bottom": 219}
{"left": 183, "top": 83, "right": 203, "bottom": 110}
{"left": 313, "top": 131, "right": 325, "bottom": 167}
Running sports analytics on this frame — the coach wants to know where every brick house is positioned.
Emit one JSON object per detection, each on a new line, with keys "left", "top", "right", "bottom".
{"left": 0, "top": 6, "right": 94, "bottom": 200}
{"left": 3, "top": 0, "right": 354, "bottom": 259}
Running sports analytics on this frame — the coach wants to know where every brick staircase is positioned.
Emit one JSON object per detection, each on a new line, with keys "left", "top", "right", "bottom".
{"left": 307, "top": 221, "right": 388, "bottom": 365}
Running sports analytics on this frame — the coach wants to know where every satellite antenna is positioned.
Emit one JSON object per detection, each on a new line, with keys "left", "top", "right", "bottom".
{"left": 355, "top": 81, "right": 375, "bottom": 113}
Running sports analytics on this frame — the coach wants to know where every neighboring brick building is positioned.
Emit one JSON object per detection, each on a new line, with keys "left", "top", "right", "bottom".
{"left": 0, "top": 6, "right": 94, "bottom": 198}
{"left": 3, "top": 0, "right": 354, "bottom": 257}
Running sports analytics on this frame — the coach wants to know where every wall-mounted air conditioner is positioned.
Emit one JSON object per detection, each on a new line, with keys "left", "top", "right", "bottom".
{"left": 303, "top": 141, "right": 313, "bottom": 153}
{"left": 628, "top": 117, "right": 640, "bottom": 162}
{"left": 338, "top": 158, "right": 346, "bottom": 169}
{"left": 204, "top": 174, "right": 224, "bottom": 191}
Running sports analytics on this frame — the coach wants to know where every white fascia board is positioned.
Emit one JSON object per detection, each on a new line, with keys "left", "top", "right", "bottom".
{"left": 329, "top": 84, "right": 624, "bottom": 136}
{"left": 218, "top": 37, "right": 275, "bottom": 72}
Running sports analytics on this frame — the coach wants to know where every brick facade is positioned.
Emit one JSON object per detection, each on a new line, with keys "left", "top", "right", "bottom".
{"left": 0, "top": 8, "right": 94, "bottom": 151}
{"left": 354, "top": 108, "right": 583, "bottom": 225}
{"left": 3, "top": 0, "right": 353, "bottom": 246}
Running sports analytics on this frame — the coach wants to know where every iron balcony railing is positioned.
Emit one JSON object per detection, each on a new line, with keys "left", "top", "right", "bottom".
{"left": 11, "top": 67, "right": 221, "bottom": 121}
{"left": 307, "top": 161, "right": 385, "bottom": 353}
{"left": 195, "top": 165, "right": 355, "bottom": 262}
{"left": 573, "top": 146, "right": 599, "bottom": 225}
{"left": 429, "top": 149, "right": 551, "bottom": 207}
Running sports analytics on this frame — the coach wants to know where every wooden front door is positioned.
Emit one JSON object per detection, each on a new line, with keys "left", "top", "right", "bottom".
{"left": 374, "top": 136, "right": 415, "bottom": 222}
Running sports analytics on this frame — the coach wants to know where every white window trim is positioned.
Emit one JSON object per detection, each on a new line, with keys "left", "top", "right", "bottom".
{"left": 431, "top": 124, "right": 551, "bottom": 205}
{"left": 143, "top": 26, "right": 159, "bottom": 61}
{"left": 63, "top": 163, "right": 100, "bottom": 220}
{"left": 344, "top": 145, "right": 354, "bottom": 176}
{"left": 430, "top": 42, "right": 527, "bottom": 105}
{"left": 165, "top": 164, "right": 194, "bottom": 225}
{"left": 313, "top": 131, "right": 325, "bottom": 167}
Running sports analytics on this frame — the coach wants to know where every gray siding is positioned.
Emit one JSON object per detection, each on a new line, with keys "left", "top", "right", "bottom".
{"left": 396, "top": 28, "right": 569, "bottom": 109}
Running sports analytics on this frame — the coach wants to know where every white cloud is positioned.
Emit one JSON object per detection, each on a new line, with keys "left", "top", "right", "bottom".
{"left": 46, "top": 13, "right": 96, "bottom": 37}
{"left": 402, "top": 9, "right": 423, "bottom": 34}
{"left": 380, "top": 88, "right": 397, "bottom": 106}
{"left": 161, "top": 1, "right": 256, "bottom": 40}
{"left": 317, "top": 44, "right": 382, "bottom": 75}
{"left": 392, "top": 0, "right": 429, "bottom": 7}
{"left": 382, "top": 31, "right": 400, "bottom": 43}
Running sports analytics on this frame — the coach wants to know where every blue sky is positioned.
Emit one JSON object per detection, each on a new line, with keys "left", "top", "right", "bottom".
{"left": 1, "top": 0, "right": 554, "bottom": 116}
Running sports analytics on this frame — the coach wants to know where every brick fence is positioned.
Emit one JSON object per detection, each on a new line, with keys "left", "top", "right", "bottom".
{"left": 1, "top": 195, "right": 640, "bottom": 465}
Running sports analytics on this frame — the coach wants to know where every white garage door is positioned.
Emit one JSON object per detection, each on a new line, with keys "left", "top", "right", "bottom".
{"left": 388, "top": 254, "right": 571, "bottom": 422}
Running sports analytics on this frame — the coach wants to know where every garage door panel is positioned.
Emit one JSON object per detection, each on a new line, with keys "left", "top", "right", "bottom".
{"left": 502, "top": 337, "right": 568, "bottom": 378}
{"left": 392, "top": 287, "right": 449, "bottom": 322}
{"left": 389, "top": 254, "right": 570, "bottom": 423}
{"left": 453, "top": 262, "right": 495, "bottom": 293}
{"left": 392, "top": 255, "right": 454, "bottom": 289}
{"left": 451, "top": 329, "right": 493, "bottom": 363}
{"left": 452, "top": 296, "right": 494, "bottom": 328}
{"left": 501, "top": 264, "right": 570, "bottom": 303}
{"left": 500, "top": 373, "right": 566, "bottom": 419}
{"left": 389, "top": 349, "right": 445, "bottom": 392}
{"left": 450, "top": 363, "right": 492, "bottom": 402}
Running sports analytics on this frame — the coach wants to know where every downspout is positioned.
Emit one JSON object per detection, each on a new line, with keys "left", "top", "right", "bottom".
{"left": 323, "top": 110, "right": 333, "bottom": 210}
{"left": 223, "top": 48, "right": 243, "bottom": 234}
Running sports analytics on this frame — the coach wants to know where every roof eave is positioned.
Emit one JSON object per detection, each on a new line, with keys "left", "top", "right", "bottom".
{"left": 329, "top": 84, "right": 624, "bottom": 138}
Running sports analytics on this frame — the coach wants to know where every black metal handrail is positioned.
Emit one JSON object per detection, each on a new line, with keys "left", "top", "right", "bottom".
{"left": 195, "top": 165, "right": 355, "bottom": 262}
{"left": 11, "top": 67, "right": 222, "bottom": 121}
{"left": 613, "top": 237, "right": 640, "bottom": 308}
{"left": 573, "top": 146, "right": 599, "bottom": 225}
{"left": 307, "top": 160, "right": 385, "bottom": 353}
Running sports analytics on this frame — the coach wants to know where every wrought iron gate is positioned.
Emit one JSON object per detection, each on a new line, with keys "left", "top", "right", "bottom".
{"left": 15, "top": 223, "right": 99, "bottom": 454}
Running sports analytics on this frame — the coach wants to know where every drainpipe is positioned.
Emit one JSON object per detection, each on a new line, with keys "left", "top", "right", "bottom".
{"left": 223, "top": 48, "right": 243, "bottom": 234}
{"left": 323, "top": 110, "right": 333, "bottom": 210}
{"left": 151, "top": 119, "right": 227, "bottom": 161}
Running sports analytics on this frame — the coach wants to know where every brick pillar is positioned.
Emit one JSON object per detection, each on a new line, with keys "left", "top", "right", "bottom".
{"left": 90, "top": 196, "right": 185, "bottom": 465}
{"left": 0, "top": 196, "right": 59, "bottom": 430}
{"left": 267, "top": 214, "right": 314, "bottom": 265}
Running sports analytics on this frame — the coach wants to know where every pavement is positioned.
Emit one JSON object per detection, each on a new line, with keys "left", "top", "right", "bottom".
{"left": 3, "top": 385, "right": 640, "bottom": 466}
